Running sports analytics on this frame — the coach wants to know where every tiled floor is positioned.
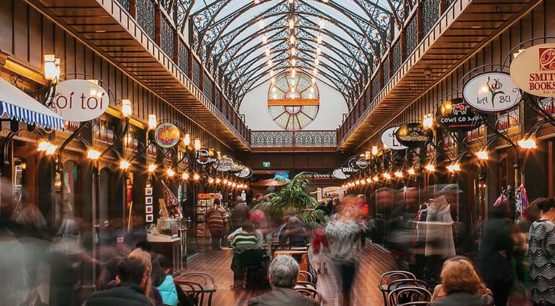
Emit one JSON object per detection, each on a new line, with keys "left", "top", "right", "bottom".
{"left": 184, "top": 241, "right": 396, "bottom": 306}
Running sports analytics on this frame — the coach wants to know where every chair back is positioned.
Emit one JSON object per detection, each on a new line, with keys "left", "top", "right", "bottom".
{"left": 387, "top": 279, "right": 428, "bottom": 292}
{"left": 294, "top": 287, "right": 322, "bottom": 305}
{"left": 388, "top": 286, "right": 431, "bottom": 306}
{"left": 380, "top": 271, "right": 416, "bottom": 287}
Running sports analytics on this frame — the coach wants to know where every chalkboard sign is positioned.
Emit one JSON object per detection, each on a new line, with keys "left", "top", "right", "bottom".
{"left": 395, "top": 123, "right": 433, "bottom": 148}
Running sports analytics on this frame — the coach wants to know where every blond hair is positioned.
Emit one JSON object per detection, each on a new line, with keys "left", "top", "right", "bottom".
{"left": 440, "top": 259, "right": 483, "bottom": 295}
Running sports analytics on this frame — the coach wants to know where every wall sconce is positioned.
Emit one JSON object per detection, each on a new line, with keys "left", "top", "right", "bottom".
{"left": 517, "top": 135, "right": 537, "bottom": 150}
{"left": 373, "top": 175, "right": 380, "bottom": 182}
{"left": 184, "top": 134, "right": 191, "bottom": 147}
{"left": 394, "top": 171, "right": 404, "bottom": 178}
{"left": 147, "top": 164, "right": 157, "bottom": 173}
{"left": 383, "top": 172, "right": 392, "bottom": 180}
{"left": 182, "top": 172, "right": 189, "bottom": 180}
{"left": 44, "top": 55, "right": 61, "bottom": 82}
{"left": 424, "top": 163, "right": 436, "bottom": 172}
{"left": 193, "top": 173, "right": 200, "bottom": 181}
{"left": 407, "top": 168, "right": 416, "bottom": 176}
{"left": 120, "top": 160, "right": 130, "bottom": 170}
{"left": 215, "top": 177, "right": 221, "bottom": 184}
{"left": 476, "top": 150, "right": 489, "bottom": 161}
{"left": 194, "top": 138, "right": 201, "bottom": 151}
{"left": 371, "top": 146, "right": 378, "bottom": 156}
{"left": 166, "top": 168, "right": 175, "bottom": 177}
{"left": 148, "top": 114, "right": 157, "bottom": 130}
{"left": 423, "top": 113, "right": 434, "bottom": 130}
{"left": 87, "top": 149, "right": 101, "bottom": 160}
{"left": 447, "top": 163, "right": 461, "bottom": 173}
{"left": 121, "top": 99, "right": 132, "bottom": 118}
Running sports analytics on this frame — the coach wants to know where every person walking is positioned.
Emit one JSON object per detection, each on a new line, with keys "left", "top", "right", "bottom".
{"left": 231, "top": 196, "right": 250, "bottom": 232}
{"left": 206, "top": 199, "right": 226, "bottom": 250}
{"left": 325, "top": 195, "right": 365, "bottom": 306}
{"left": 528, "top": 197, "right": 555, "bottom": 306}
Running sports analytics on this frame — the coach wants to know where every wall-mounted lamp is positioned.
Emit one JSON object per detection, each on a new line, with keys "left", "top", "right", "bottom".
{"left": 476, "top": 150, "right": 489, "bottom": 161}
{"left": 87, "top": 149, "right": 101, "bottom": 160}
{"left": 147, "top": 164, "right": 157, "bottom": 173}
{"left": 44, "top": 55, "right": 61, "bottom": 82}
{"left": 194, "top": 138, "right": 201, "bottom": 151}
{"left": 121, "top": 99, "right": 132, "bottom": 118}
{"left": 423, "top": 113, "right": 434, "bottom": 130}
{"left": 120, "top": 160, "right": 130, "bottom": 170}
{"left": 148, "top": 114, "right": 157, "bottom": 130}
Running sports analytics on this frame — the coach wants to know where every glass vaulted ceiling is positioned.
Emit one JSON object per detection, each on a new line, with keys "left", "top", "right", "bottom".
{"left": 185, "top": 0, "right": 415, "bottom": 111}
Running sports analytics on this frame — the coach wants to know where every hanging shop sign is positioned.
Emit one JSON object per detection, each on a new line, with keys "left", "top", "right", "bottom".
{"left": 381, "top": 127, "right": 407, "bottom": 150}
{"left": 395, "top": 123, "right": 433, "bottom": 148}
{"left": 510, "top": 43, "right": 555, "bottom": 97}
{"left": 341, "top": 166, "right": 359, "bottom": 175}
{"left": 332, "top": 168, "right": 349, "bottom": 180}
{"left": 154, "top": 123, "right": 180, "bottom": 148}
{"left": 196, "top": 149, "right": 217, "bottom": 165}
{"left": 235, "top": 167, "right": 253, "bottom": 178}
{"left": 435, "top": 98, "right": 486, "bottom": 131}
{"left": 230, "top": 162, "right": 244, "bottom": 173}
{"left": 215, "top": 156, "right": 234, "bottom": 171}
{"left": 463, "top": 72, "right": 521, "bottom": 113}
{"left": 51, "top": 79, "right": 109, "bottom": 122}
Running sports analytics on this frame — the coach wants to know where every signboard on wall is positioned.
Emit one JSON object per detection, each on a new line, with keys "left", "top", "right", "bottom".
{"left": 435, "top": 98, "right": 486, "bottom": 131}
{"left": 154, "top": 123, "right": 180, "bottom": 148}
{"left": 510, "top": 43, "right": 555, "bottom": 97}
{"left": 51, "top": 80, "right": 109, "bottom": 122}
{"left": 381, "top": 126, "right": 407, "bottom": 150}
{"left": 463, "top": 72, "right": 521, "bottom": 112}
{"left": 395, "top": 123, "right": 432, "bottom": 148}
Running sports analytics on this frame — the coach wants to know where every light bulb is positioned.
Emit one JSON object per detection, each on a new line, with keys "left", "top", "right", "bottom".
{"left": 184, "top": 134, "right": 191, "bottom": 146}
{"left": 45, "top": 143, "right": 57, "bottom": 156}
{"left": 87, "top": 149, "right": 101, "bottom": 160}
{"left": 372, "top": 146, "right": 378, "bottom": 156}
{"left": 121, "top": 99, "right": 132, "bottom": 117}
{"left": 44, "top": 55, "right": 60, "bottom": 81}
{"left": 383, "top": 172, "right": 391, "bottom": 180}
{"left": 424, "top": 163, "right": 435, "bottom": 172}
{"left": 194, "top": 138, "right": 201, "bottom": 151}
{"left": 407, "top": 168, "right": 416, "bottom": 175}
{"left": 38, "top": 140, "right": 50, "bottom": 152}
{"left": 166, "top": 168, "right": 175, "bottom": 177}
{"left": 182, "top": 172, "right": 189, "bottom": 180}
{"left": 148, "top": 114, "right": 157, "bottom": 130}
{"left": 394, "top": 171, "right": 404, "bottom": 178}
{"left": 120, "top": 160, "right": 130, "bottom": 170}
{"left": 423, "top": 113, "right": 434, "bottom": 129}
{"left": 476, "top": 150, "right": 489, "bottom": 161}
{"left": 216, "top": 178, "right": 221, "bottom": 184}
{"left": 518, "top": 136, "right": 537, "bottom": 150}
{"left": 193, "top": 173, "right": 200, "bottom": 181}
{"left": 148, "top": 164, "right": 157, "bottom": 173}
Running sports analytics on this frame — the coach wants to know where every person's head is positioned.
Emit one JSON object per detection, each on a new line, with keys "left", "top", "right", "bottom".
{"left": 241, "top": 221, "right": 255, "bottom": 233}
{"left": 128, "top": 248, "right": 153, "bottom": 295}
{"left": 158, "top": 255, "right": 172, "bottom": 274}
{"left": 268, "top": 255, "right": 299, "bottom": 288}
{"left": 440, "top": 257, "right": 483, "bottom": 295}
{"left": 235, "top": 195, "right": 243, "bottom": 203}
{"left": 533, "top": 197, "right": 555, "bottom": 215}
{"left": 117, "top": 257, "right": 149, "bottom": 290}
{"left": 213, "top": 199, "right": 221, "bottom": 207}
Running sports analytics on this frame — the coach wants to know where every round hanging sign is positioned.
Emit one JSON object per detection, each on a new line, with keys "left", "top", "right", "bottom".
{"left": 235, "top": 167, "right": 253, "bottom": 178}
{"left": 463, "top": 72, "right": 521, "bottom": 113}
{"left": 435, "top": 98, "right": 487, "bottom": 132}
{"left": 332, "top": 168, "right": 349, "bottom": 180}
{"left": 154, "top": 123, "right": 180, "bottom": 148}
{"left": 381, "top": 127, "right": 407, "bottom": 150}
{"left": 355, "top": 158, "right": 369, "bottom": 169}
{"left": 395, "top": 123, "right": 432, "bottom": 148}
{"left": 51, "top": 80, "right": 109, "bottom": 122}
{"left": 510, "top": 43, "right": 555, "bottom": 97}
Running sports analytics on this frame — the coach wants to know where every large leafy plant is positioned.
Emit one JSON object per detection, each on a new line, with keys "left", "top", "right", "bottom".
{"left": 261, "top": 172, "right": 326, "bottom": 227}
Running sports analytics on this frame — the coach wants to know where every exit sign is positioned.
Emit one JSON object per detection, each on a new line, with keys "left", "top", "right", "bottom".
{"left": 262, "top": 162, "right": 271, "bottom": 168}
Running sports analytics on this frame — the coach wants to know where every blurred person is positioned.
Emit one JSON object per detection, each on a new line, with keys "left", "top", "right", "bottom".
{"left": 355, "top": 194, "right": 369, "bottom": 221}
{"left": 325, "top": 195, "right": 365, "bottom": 306}
{"left": 85, "top": 257, "right": 151, "bottom": 306}
{"left": 311, "top": 225, "right": 328, "bottom": 274}
{"left": 231, "top": 196, "right": 250, "bottom": 232}
{"left": 247, "top": 255, "right": 318, "bottom": 306}
{"left": 279, "top": 216, "right": 308, "bottom": 247}
{"left": 528, "top": 197, "right": 555, "bottom": 306}
{"left": 153, "top": 255, "right": 178, "bottom": 306}
{"left": 477, "top": 205, "right": 514, "bottom": 306}
{"left": 430, "top": 257, "right": 494, "bottom": 306}
{"left": 205, "top": 199, "right": 226, "bottom": 250}
{"left": 425, "top": 194, "right": 456, "bottom": 284}
{"left": 228, "top": 221, "right": 263, "bottom": 288}
{"left": 331, "top": 197, "right": 340, "bottom": 216}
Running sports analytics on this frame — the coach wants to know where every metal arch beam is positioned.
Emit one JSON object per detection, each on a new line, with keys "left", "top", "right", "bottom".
{"left": 176, "top": 0, "right": 196, "bottom": 35}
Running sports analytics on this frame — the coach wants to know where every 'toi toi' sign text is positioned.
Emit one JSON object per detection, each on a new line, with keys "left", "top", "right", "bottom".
{"left": 51, "top": 79, "right": 109, "bottom": 122}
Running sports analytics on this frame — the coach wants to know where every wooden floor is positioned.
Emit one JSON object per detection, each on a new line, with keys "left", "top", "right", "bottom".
{"left": 185, "top": 241, "right": 396, "bottom": 306}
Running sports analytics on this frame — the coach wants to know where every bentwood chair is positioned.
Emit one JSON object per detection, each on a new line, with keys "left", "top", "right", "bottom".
{"left": 387, "top": 286, "right": 431, "bottom": 306}
{"left": 294, "top": 287, "right": 323, "bottom": 305}
{"left": 379, "top": 271, "right": 416, "bottom": 306}
{"left": 175, "top": 272, "right": 217, "bottom": 306}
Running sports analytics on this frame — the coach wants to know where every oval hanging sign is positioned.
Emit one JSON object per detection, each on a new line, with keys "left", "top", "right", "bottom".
{"left": 510, "top": 43, "right": 555, "bottom": 97}
{"left": 463, "top": 72, "right": 521, "bottom": 113}
{"left": 355, "top": 158, "right": 369, "bottom": 169}
{"left": 435, "top": 98, "right": 487, "bottom": 132}
{"left": 235, "top": 167, "right": 253, "bottom": 178}
{"left": 154, "top": 123, "right": 180, "bottom": 148}
{"left": 215, "top": 156, "right": 234, "bottom": 171}
{"left": 332, "top": 168, "right": 350, "bottom": 179}
{"left": 381, "top": 127, "right": 407, "bottom": 150}
{"left": 51, "top": 80, "right": 109, "bottom": 122}
{"left": 395, "top": 123, "right": 432, "bottom": 148}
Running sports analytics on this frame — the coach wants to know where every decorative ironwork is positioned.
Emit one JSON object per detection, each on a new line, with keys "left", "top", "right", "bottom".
{"left": 372, "top": 75, "right": 380, "bottom": 99}
{"left": 161, "top": 17, "right": 175, "bottom": 58}
{"left": 178, "top": 40, "right": 189, "bottom": 75}
{"left": 203, "top": 74, "right": 213, "bottom": 103}
{"left": 116, "top": 0, "right": 130, "bottom": 12}
{"left": 392, "top": 41, "right": 401, "bottom": 74}
{"left": 383, "top": 56, "right": 390, "bottom": 83}
{"left": 250, "top": 130, "right": 336, "bottom": 148}
{"left": 405, "top": 16, "right": 418, "bottom": 57}
{"left": 137, "top": 0, "right": 156, "bottom": 40}
{"left": 192, "top": 59, "right": 201, "bottom": 88}
{"left": 423, "top": 0, "right": 440, "bottom": 36}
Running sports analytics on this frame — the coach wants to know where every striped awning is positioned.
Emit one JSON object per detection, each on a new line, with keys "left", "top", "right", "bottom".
{"left": 0, "top": 77, "right": 64, "bottom": 131}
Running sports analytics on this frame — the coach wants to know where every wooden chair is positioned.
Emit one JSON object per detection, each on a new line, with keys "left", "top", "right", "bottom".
{"left": 294, "top": 287, "right": 323, "bottom": 305}
{"left": 379, "top": 271, "right": 416, "bottom": 306}
{"left": 175, "top": 272, "right": 217, "bottom": 306}
{"left": 387, "top": 279, "right": 429, "bottom": 292}
{"left": 387, "top": 286, "right": 431, "bottom": 306}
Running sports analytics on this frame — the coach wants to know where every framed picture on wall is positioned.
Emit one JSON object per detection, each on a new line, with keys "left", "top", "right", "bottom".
{"left": 145, "top": 187, "right": 153, "bottom": 196}
{"left": 146, "top": 214, "right": 154, "bottom": 223}
{"left": 145, "top": 205, "right": 153, "bottom": 213}
{"left": 145, "top": 197, "right": 153, "bottom": 205}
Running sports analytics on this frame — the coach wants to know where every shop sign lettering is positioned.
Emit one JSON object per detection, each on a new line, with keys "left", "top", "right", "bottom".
{"left": 395, "top": 123, "right": 433, "bottom": 148}
{"left": 154, "top": 123, "right": 180, "bottom": 148}
{"left": 435, "top": 98, "right": 486, "bottom": 131}
{"left": 51, "top": 80, "right": 109, "bottom": 122}
{"left": 511, "top": 44, "right": 555, "bottom": 97}
{"left": 196, "top": 149, "right": 217, "bottom": 165}
{"left": 381, "top": 127, "right": 407, "bottom": 150}
{"left": 463, "top": 72, "right": 521, "bottom": 112}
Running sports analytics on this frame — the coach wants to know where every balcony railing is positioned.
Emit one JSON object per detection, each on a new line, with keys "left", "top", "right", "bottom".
{"left": 115, "top": 0, "right": 250, "bottom": 143}
{"left": 251, "top": 131, "right": 337, "bottom": 148}
{"left": 338, "top": 0, "right": 453, "bottom": 144}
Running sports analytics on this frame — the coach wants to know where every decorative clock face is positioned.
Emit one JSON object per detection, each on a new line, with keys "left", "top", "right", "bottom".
{"left": 267, "top": 71, "right": 320, "bottom": 130}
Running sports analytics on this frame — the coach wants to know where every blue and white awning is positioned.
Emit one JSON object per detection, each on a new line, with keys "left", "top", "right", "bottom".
{"left": 0, "top": 77, "right": 64, "bottom": 131}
